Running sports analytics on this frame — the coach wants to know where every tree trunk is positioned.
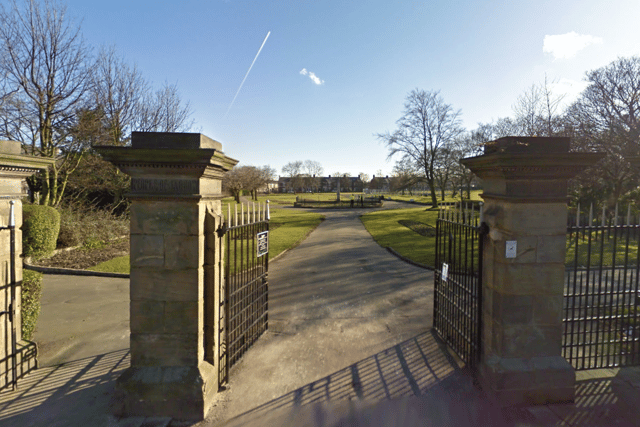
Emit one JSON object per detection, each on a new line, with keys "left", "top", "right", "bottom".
{"left": 40, "top": 169, "right": 50, "bottom": 206}
{"left": 428, "top": 178, "right": 438, "bottom": 207}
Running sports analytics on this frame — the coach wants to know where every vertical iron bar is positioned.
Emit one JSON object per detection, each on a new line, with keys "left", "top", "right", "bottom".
{"left": 9, "top": 201, "right": 17, "bottom": 390}
{"left": 569, "top": 207, "right": 580, "bottom": 368}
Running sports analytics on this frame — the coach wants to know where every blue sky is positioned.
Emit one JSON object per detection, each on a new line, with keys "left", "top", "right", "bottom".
{"left": 66, "top": 0, "right": 640, "bottom": 178}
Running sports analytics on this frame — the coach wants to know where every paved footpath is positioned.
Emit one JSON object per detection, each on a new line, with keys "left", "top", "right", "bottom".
{"left": 1, "top": 203, "right": 639, "bottom": 426}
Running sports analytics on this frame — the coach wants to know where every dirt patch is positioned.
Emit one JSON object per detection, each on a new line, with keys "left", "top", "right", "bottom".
{"left": 398, "top": 219, "right": 436, "bottom": 237}
{"left": 31, "top": 237, "right": 130, "bottom": 270}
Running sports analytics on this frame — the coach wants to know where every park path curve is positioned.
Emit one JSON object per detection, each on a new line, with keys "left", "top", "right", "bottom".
{"left": 202, "top": 206, "right": 441, "bottom": 426}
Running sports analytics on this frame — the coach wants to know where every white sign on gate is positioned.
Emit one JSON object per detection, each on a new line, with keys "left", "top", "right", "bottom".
{"left": 257, "top": 231, "right": 269, "bottom": 257}
{"left": 442, "top": 263, "right": 449, "bottom": 282}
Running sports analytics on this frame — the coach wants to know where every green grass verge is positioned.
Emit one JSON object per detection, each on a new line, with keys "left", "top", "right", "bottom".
{"left": 268, "top": 208, "right": 324, "bottom": 258}
{"left": 88, "top": 255, "right": 130, "bottom": 274}
{"left": 361, "top": 207, "right": 439, "bottom": 267}
{"left": 566, "top": 230, "right": 640, "bottom": 267}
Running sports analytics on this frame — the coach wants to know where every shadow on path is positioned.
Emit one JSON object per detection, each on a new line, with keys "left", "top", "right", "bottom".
{"left": 216, "top": 331, "right": 508, "bottom": 427}
{"left": 0, "top": 349, "right": 130, "bottom": 427}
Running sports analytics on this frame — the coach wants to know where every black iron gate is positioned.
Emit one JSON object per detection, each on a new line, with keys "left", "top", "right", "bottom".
{"left": 217, "top": 202, "right": 269, "bottom": 387}
{"left": 434, "top": 202, "right": 486, "bottom": 369}
{"left": 1, "top": 201, "right": 17, "bottom": 392}
{"left": 563, "top": 204, "right": 640, "bottom": 370}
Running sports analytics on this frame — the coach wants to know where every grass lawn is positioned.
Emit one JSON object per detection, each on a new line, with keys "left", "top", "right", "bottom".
{"left": 268, "top": 208, "right": 324, "bottom": 258}
{"left": 88, "top": 256, "right": 130, "bottom": 274}
{"left": 360, "top": 207, "right": 440, "bottom": 267}
{"left": 90, "top": 206, "right": 324, "bottom": 274}
{"left": 566, "top": 229, "right": 640, "bottom": 267}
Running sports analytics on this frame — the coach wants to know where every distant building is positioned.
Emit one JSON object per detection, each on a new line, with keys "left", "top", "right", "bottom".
{"left": 258, "top": 179, "right": 278, "bottom": 193}
{"left": 278, "top": 175, "right": 364, "bottom": 193}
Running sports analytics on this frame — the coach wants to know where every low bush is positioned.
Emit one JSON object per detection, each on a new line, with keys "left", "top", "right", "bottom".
{"left": 57, "top": 203, "right": 129, "bottom": 249}
{"left": 22, "top": 204, "right": 61, "bottom": 259}
{"left": 22, "top": 270, "right": 43, "bottom": 341}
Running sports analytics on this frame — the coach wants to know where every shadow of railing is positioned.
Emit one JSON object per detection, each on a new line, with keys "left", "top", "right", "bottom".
{"left": 523, "top": 370, "right": 640, "bottom": 426}
{"left": 0, "top": 349, "right": 130, "bottom": 427}
{"left": 225, "top": 331, "right": 490, "bottom": 426}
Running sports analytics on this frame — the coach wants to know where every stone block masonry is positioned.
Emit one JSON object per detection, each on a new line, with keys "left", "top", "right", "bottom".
{"left": 462, "top": 137, "right": 603, "bottom": 406}
{"left": 96, "top": 132, "right": 237, "bottom": 420}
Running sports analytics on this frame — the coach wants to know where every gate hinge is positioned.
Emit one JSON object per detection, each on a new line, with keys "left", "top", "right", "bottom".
{"left": 478, "top": 222, "right": 489, "bottom": 236}
{"left": 0, "top": 304, "right": 13, "bottom": 322}
{"left": 216, "top": 224, "right": 227, "bottom": 238}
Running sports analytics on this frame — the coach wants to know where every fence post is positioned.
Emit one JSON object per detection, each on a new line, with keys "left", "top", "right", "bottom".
{"left": 461, "top": 137, "right": 603, "bottom": 406}
{"left": 96, "top": 133, "right": 237, "bottom": 420}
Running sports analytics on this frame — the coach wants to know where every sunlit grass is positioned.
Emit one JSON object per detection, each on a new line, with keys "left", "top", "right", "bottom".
{"left": 361, "top": 207, "right": 439, "bottom": 267}
{"left": 88, "top": 255, "right": 130, "bottom": 274}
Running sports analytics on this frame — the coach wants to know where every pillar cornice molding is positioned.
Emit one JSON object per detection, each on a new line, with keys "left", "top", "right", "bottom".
{"left": 461, "top": 152, "right": 605, "bottom": 181}
{"left": 94, "top": 147, "right": 238, "bottom": 180}
{"left": 461, "top": 152, "right": 604, "bottom": 202}
{"left": 0, "top": 153, "right": 55, "bottom": 174}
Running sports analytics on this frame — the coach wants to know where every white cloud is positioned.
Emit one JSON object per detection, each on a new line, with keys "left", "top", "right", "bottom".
{"left": 543, "top": 32, "right": 603, "bottom": 59}
{"left": 300, "top": 68, "right": 324, "bottom": 85}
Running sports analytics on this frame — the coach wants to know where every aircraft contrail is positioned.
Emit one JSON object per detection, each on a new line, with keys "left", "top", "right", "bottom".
{"left": 224, "top": 31, "right": 271, "bottom": 118}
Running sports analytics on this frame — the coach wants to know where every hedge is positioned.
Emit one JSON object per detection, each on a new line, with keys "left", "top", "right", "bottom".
{"left": 22, "top": 270, "right": 42, "bottom": 341}
{"left": 22, "top": 204, "right": 61, "bottom": 259}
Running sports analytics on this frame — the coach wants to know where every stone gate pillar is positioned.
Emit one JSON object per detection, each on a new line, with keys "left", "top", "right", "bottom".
{"left": 461, "top": 137, "right": 603, "bottom": 405}
{"left": 0, "top": 140, "right": 54, "bottom": 390}
{"left": 96, "top": 132, "right": 237, "bottom": 420}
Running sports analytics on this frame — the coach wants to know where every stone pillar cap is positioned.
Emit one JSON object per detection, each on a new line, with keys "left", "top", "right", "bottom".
{"left": 0, "top": 140, "right": 55, "bottom": 171}
{"left": 461, "top": 151, "right": 605, "bottom": 181}
{"left": 95, "top": 133, "right": 238, "bottom": 179}
{"left": 483, "top": 136, "right": 570, "bottom": 155}
{"left": 131, "top": 132, "right": 223, "bottom": 151}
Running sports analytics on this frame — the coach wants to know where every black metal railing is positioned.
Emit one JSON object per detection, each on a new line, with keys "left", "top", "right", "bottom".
{"left": 294, "top": 195, "right": 383, "bottom": 208}
{"left": 564, "top": 204, "right": 640, "bottom": 370}
{"left": 217, "top": 202, "right": 269, "bottom": 387}
{"left": 434, "top": 202, "right": 486, "bottom": 369}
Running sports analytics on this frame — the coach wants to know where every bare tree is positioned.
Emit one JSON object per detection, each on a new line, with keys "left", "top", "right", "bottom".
{"left": 358, "top": 172, "right": 370, "bottom": 187}
{"left": 566, "top": 56, "right": 640, "bottom": 205}
{"left": 391, "top": 157, "right": 420, "bottom": 196}
{"left": 91, "top": 46, "right": 147, "bottom": 145}
{"left": 512, "top": 76, "right": 565, "bottom": 137}
{"left": 282, "top": 161, "right": 304, "bottom": 192}
{"left": 450, "top": 128, "right": 486, "bottom": 199}
{"left": 135, "top": 81, "right": 194, "bottom": 133}
{"left": 377, "top": 89, "right": 463, "bottom": 206}
{"left": 222, "top": 166, "right": 248, "bottom": 203}
{"left": 304, "top": 160, "right": 323, "bottom": 192}
{"left": 222, "top": 165, "right": 276, "bottom": 202}
{"left": 433, "top": 146, "right": 457, "bottom": 201}
{"left": 0, "top": 0, "right": 94, "bottom": 205}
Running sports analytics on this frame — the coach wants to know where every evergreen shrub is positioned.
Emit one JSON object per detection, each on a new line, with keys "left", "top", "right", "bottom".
{"left": 22, "top": 270, "right": 42, "bottom": 341}
{"left": 22, "top": 204, "right": 61, "bottom": 259}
